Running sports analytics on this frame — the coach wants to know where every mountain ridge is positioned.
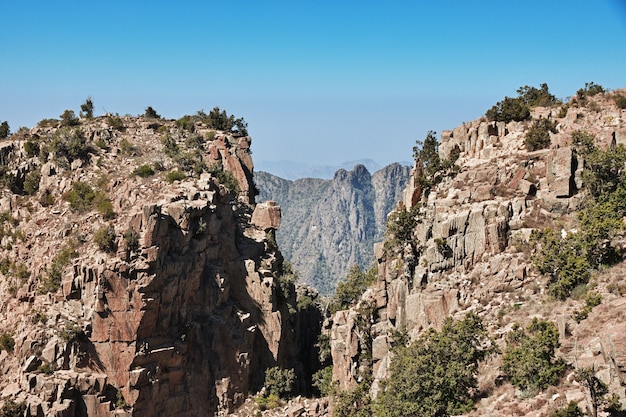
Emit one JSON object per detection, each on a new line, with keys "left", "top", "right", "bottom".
{"left": 255, "top": 163, "right": 410, "bottom": 294}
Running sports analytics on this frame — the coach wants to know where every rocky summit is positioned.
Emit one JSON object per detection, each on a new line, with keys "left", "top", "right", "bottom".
{"left": 1, "top": 85, "right": 626, "bottom": 417}
{"left": 0, "top": 114, "right": 307, "bottom": 416}
{"left": 328, "top": 88, "right": 626, "bottom": 416}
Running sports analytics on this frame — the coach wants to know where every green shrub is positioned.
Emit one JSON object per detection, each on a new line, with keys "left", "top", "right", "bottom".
{"left": 385, "top": 205, "right": 419, "bottom": 249}
{"left": 312, "top": 366, "right": 336, "bottom": 396}
{"left": 123, "top": 229, "right": 140, "bottom": 252}
{"left": 525, "top": 118, "right": 557, "bottom": 151}
{"left": 38, "top": 118, "right": 58, "bottom": 128}
{"left": 119, "top": 138, "right": 135, "bottom": 154}
{"left": 80, "top": 97, "right": 94, "bottom": 119}
{"left": 375, "top": 313, "right": 494, "bottom": 417}
{"left": 64, "top": 181, "right": 96, "bottom": 212}
{"left": 176, "top": 115, "right": 195, "bottom": 132}
{"left": 614, "top": 93, "right": 626, "bottom": 109}
{"left": 328, "top": 265, "right": 377, "bottom": 314}
{"left": 571, "top": 129, "right": 596, "bottom": 156}
{"left": 94, "top": 224, "right": 117, "bottom": 253}
{"left": 577, "top": 81, "right": 605, "bottom": 99}
{"left": 23, "top": 169, "right": 41, "bottom": 195}
{"left": 573, "top": 292, "right": 602, "bottom": 323}
{"left": 60, "top": 109, "right": 79, "bottom": 127}
{"left": 263, "top": 367, "right": 296, "bottom": 398}
{"left": 144, "top": 106, "right": 161, "bottom": 119}
{"left": 0, "top": 332, "right": 15, "bottom": 352}
{"left": 40, "top": 243, "right": 78, "bottom": 293}
{"left": 132, "top": 164, "right": 155, "bottom": 178}
{"left": 185, "top": 134, "right": 203, "bottom": 149}
{"left": 500, "top": 319, "right": 565, "bottom": 392}
{"left": 197, "top": 107, "right": 248, "bottom": 136}
{"left": 166, "top": 170, "right": 186, "bottom": 183}
{"left": 254, "top": 393, "right": 280, "bottom": 410}
{"left": 0, "top": 121, "right": 9, "bottom": 139}
{"left": 24, "top": 138, "right": 40, "bottom": 157}
{"left": 161, "top": 135, "right": 180, "bottom": 158}
{"left": 208, "top": 164, "right": 239, "bottom": 193}
{"left": 334, "top": 381, "right": 373, "bottom": 417}
{"left": 0, "top": 400, "right": 26, "bottom": 417}
{"left": 486, "top": 96, "right": 530, "bottom": 122}
{"left": 107, "top": 115, "right": 125, "bottom": 131}
{"left": 550, "top": 401, "right": 585, "bottom": 417}
{"left": 517, "top": 83, "right": 561, "bottom": 107}
{"left": 49, "top": 127, "right": 89, "bottom": 165}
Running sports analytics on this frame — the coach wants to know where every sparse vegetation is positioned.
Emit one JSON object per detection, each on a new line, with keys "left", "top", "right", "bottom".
{"left": 60, "top": 109, "right": 79, "bottom": 127}
{"left": 486, "top": 83, "right": 559, "bottom": 122}
{"left": 132, "top": 164, "right": 155, "bottom": 178}
{"left": 207, "top": 164, "right": 239, "bottom": 193}
{"left": 0, "top": 332, "right": 15, "bottom": 352}
{"left": 614, "top": 93, "right": 626, "bottom": 109}
{"left": 196, "top": 107, "right": 248, "bottom": 136}
{"left": 525, "top": 118, "right": 557, "bottom": 151}
{"left": 500, "top": 319, "right": 565, "bottom": 393}
{"left": 144, "top": 106, "right": 161, "bottom": 119}
{"left": 80, "top": 97, "right": 94, "bottom": 119}
{"left": 94, "top": 224, "right": 117, "bottom": 253}
{"left": 375, "top": 313, "right": 494, "bottom": 417}
{"left": 166, "top": 169, "right": 186, "bottom": 183}
{"left": 328, "top": 265, "right": 377, "bottom": 314}
{"left": 0, "top": 400, "right": 26, "bottom": 417}
{"left": 40, "top": 243, "right": 78, "bottom": 293}
{"left": 107, "top": 115, "right": 125, "bottom": 131}
{"left": 263, "top": 367, "right": 296, "bottom": 398}
{"left": 23, "top": 169, "right": 41, "bottom": 195}
{"left": 0, "top": 121, "right": 9, "bottom": 139}
{"left": 123, "top": 229, "right": 140, "bottom": 252}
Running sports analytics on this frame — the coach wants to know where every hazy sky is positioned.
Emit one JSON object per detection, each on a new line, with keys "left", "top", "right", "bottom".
{"left": 1, "top": 1, "right": 625, "bottom": 166}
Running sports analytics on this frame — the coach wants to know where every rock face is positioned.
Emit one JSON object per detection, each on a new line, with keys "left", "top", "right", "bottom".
{"left": 329, "top": 91, "right": 626, "bottom": 414}
{"left": 255, "top": 163, "right": 410, "bottom": 294}
{"left": 0, "top": 116, "right": 300, "bottom": 416}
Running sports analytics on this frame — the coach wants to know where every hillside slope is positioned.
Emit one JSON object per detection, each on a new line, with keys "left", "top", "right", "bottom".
{"left": 329, "top": 88, "right": 626, "bottom": 416}
{"left": 255, "top": 163, "right": 410, "bottom": 294}
{"left": 0, "top": 114, "right": 304, "bottom": 416}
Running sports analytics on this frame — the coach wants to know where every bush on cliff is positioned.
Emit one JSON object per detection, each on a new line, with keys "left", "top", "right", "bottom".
{"left": 263, "top": 367, "right": 296, "bottom": 398}
{"left": 375, "top": 313, "right": 494, "bottom": 417}
{"left": 525, "top": 118, "right": 557, "bottom": 151}
{"left": 486, "top": 83, "right": 559, "bottom": 122}
{"left": 500, "top": 319, "right": 565, "bottom": 393}
{"left": 0, "top": 121, "right": 9, "bottom": 139}
{"left": 328, "top": 264, "right": 377, "bottom": 314}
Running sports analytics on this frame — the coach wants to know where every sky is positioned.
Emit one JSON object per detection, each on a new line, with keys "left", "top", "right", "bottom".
{"left": 1, "top": 1, "right": 625, "bottom": 168}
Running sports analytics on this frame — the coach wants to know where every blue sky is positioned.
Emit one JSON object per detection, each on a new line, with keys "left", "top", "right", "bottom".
{"left": 1, "top": 1, "right": 625, "bottom": 167}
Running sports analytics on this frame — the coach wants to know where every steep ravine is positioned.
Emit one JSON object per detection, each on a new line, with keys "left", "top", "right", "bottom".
{"left": 255, "top": 163, "right": 410, "bottom": 294}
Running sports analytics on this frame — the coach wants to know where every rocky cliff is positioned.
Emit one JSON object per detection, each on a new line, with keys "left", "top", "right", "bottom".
{"left": 329, "top": 89, "right": 626, "bottom": 415}
{"left": 255, "top": 163, "right": 410, "bottom": 294}
{"left": 0, "top": 115, "right": 301, "bottom": 416}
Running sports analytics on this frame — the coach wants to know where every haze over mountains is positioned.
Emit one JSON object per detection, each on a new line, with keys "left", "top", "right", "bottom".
{"left": 255, "top": 159, "right": 411, "bottom": 180}
{"left": 255, "top": 163, "right": 410, "bottom": 294}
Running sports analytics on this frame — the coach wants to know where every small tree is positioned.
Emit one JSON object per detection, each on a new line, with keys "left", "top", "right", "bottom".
{"left": 0, "top": 121, "right": 10, "bottom": 139}
{"left": 144, "top": 106, "right": 161, "bottom": 119}
{"left": 60, "top": 110, "right": 79, "bottom": 127}
{"left": 264, "top": 367, "right": 296, "bottom": 398}
{"left": 375, "top": 313, "right": 495, "bottom": 417}
{"left": 486, "top": 96, "right": 530, "bottom": 122}
{"left": 500, "top": 318, "right": 565, "bottom": 393}
{"left": 525, "top": 118, "right": 557, "bottom": 151}
{"left": 94, "top": 224, "right": 117, "bottom": 253}
{"left": 80, "top": 97, "right": 94, "bottom": 119}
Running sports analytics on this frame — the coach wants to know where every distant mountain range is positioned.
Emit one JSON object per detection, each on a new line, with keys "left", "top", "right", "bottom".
{"left": 255, "top": 163, "right": 411, "bottom": 294}
{"left": 255, "top": 159, "right": 411, "bottom": 180}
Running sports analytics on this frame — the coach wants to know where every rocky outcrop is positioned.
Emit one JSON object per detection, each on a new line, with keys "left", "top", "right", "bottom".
{"left": 0, "top": 116, "right": 299, "bottom": 416}
{"left": 255, "top": 163, "right": 410, "bottom": 294}
{"left": 329, "top": 90, "right": 626, "bottom": 415}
